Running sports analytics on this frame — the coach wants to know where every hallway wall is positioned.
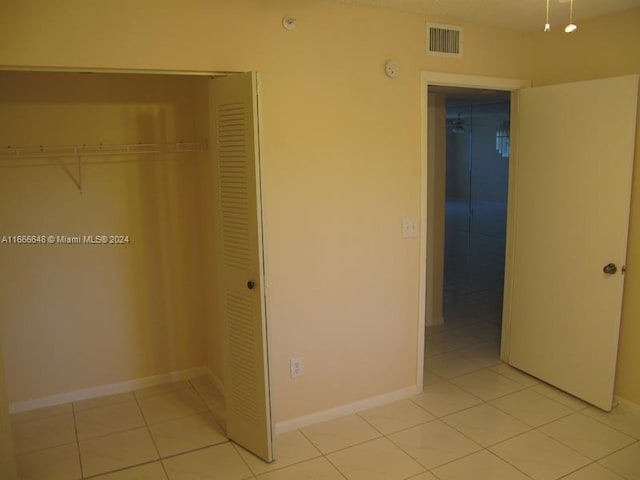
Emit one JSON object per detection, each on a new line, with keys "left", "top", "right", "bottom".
{"left": 445, "top": 102, "right": 510, "bottom": 206}
{"left": 444, "top": 102, "right": 509, "bottom": 322}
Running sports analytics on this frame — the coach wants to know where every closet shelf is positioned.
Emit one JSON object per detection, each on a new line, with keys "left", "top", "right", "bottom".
{"left": 0, "top": 141, "right": 208, "bottom": 194}
{"left": 0, "top": 141, "right": 208, "bottom": 164}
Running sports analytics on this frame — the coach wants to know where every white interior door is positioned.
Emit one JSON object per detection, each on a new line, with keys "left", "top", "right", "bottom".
{"left": 507, "top": 75, "right": 639, "bottom": 411}
{"left": 210, "top": 72, "right": 273, "bottom": 461}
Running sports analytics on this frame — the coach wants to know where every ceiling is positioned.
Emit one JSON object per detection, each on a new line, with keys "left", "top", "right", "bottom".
{"left": 334, "top": 0, "right": 640, "bottom": 31}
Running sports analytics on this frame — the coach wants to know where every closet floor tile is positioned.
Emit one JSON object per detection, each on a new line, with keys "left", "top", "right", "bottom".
{"left": 162, "top": 443, "right": 252, "bottom": 480}
{"left": 148, "top": 412, "right": 227, "bottom": 458}
{"left": 12, "top": 412, "right": 76, "bottom": 454}
{"left": 75, "top": 400, "right": 146, "bottom": 440}
{"left": 91, "top": 461, "right": 168, "bottom": 480}
{"left": 11, "top": 403, "right": 73, "bottom": 424}
{"left": 16, "top": 443, "right": 82, "bottom": 480}
{"left": 74, "top": 391, "right": 135, "bottom": 412}
{"left": 134, "top": 381, "right": 192, "bottom": 400}
{"left": 188, "top": 375, "right": 217, "bottom": 390}
{"left": 137, "top": 388, "right": 208, "bottom": 425}
{"left": 78, "top": 427, "right": 159, "bottom": 477}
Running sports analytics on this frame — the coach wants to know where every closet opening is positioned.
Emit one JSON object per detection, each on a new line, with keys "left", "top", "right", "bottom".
{"left": 0, "top": 68, "right": 273, "bottom": 478}
{"left": 424, "top": 85, "right": 511, "bottom": 377}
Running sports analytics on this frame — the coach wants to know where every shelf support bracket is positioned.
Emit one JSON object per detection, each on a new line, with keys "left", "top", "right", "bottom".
{"left": 76, "top": 148, "right": 83, "bottom": 194}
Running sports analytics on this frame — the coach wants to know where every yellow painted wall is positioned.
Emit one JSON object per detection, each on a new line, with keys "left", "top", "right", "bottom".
{"left": 532, "top": 8, "right": 640, "bottom": 404}
{"left": 0, "top": 72, "right": 209, "bottom": 403}
{"left": 0, "top": 343, "right": 17, "bottom": 480}
{"left": 0, "top": 0, "right": 534, "bottom": 421}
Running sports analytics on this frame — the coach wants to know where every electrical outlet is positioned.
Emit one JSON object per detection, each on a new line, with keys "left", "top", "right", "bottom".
{"left": 402, "top": 217, "right": 418, "bottom": 238}
{"left": 290, "top": 357, "right": 304, "bottom": 379}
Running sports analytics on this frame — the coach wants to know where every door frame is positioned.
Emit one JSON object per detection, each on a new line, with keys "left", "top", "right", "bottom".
{"left": 418, "top": 72, "right": 530, "bottom": 389}
{"left": 0, "top": 66, "right": 274, "bottom": 460}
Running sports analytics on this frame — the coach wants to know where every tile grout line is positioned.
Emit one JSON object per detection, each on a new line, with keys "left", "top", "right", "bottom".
{"left": 229, "top": 442, "right": 259, "bottom": 479}
{"left": 483, "top": 448, "right": 537, "bottom": 479}
{"left": 403, "top": 377, "right": 587, "bottom": 478}
{"left": 383, "top": 422, "right": 468, "bottom": 475}
{"left": 576, "top": 409, "right": 640, "bottom": 441}
{"left": 71, "top": 400, "right": 150, "bottom": 444}
{"left": 82, "top": 459, "right": 161, "bottom": 480}
{"left": 188, "top": 377, "right": 227, "bottom": 435}
{"left": 132, "top": 385, "right": 168, "bottom": 480}
{"left": 320, "top": 449, "right": 357, "bottom": 480}
{"left": 71, "top": 401, "right": 86, "bottom": 480}
{"left": 296, "top": 426, "right": 350, "bottom": 479}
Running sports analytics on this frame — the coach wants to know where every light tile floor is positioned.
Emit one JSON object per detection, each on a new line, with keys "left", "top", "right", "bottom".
{"left": 12, "top": 316, "right": 640, "bottom": 480}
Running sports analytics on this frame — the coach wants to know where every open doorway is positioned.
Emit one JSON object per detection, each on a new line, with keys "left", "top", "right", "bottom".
{"left": 444, "top": 90, "right": 510, "bottom": 338}
{"left": 423, "top": 85, "right": 511, "bottom": 377}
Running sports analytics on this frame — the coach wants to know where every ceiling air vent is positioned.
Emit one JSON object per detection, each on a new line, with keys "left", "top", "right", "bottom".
{"left": 427, "top": 23, "right": 463, "bottom": 57}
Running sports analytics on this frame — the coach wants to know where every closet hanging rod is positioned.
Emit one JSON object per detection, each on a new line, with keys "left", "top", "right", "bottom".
{"left": 0, "top": 141, "right": 208, "bottom": 162}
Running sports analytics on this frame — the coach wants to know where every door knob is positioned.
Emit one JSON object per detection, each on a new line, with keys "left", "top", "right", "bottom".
{"left": 603, "top": 263, "right": 617, "bottom": 275}
{"left": 247, "top": 281, "right": 256, "bottom": 290}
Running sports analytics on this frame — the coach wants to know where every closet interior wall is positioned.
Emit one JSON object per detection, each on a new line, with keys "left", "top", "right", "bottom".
{"left": 0, "top": 71, "right": 223, "bottom": 407}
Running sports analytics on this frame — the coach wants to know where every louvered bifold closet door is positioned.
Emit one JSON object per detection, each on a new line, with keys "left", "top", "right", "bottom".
{"left": 210, "top": 73, "right": 273, "bottom": 462}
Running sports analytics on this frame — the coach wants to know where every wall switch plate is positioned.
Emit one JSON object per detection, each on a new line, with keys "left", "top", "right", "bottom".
{"left": 290, "top": 357, "right": 304, "bottom": 379}
{"left": 402, "top": 217, "right": 418, "bottom": 238}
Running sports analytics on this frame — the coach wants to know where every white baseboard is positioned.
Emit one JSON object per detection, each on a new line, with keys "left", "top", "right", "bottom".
{"left": 275, "top": 385, "right": 420, "bottom": 434}
{"left": 9, "top": 366, "right": 209, "bottom": 414}
{"left": 614, "top": 395, "right": 640, "bottom": 415}
{"left": 11, "top": 370, "right": 424, "bottom": 437}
